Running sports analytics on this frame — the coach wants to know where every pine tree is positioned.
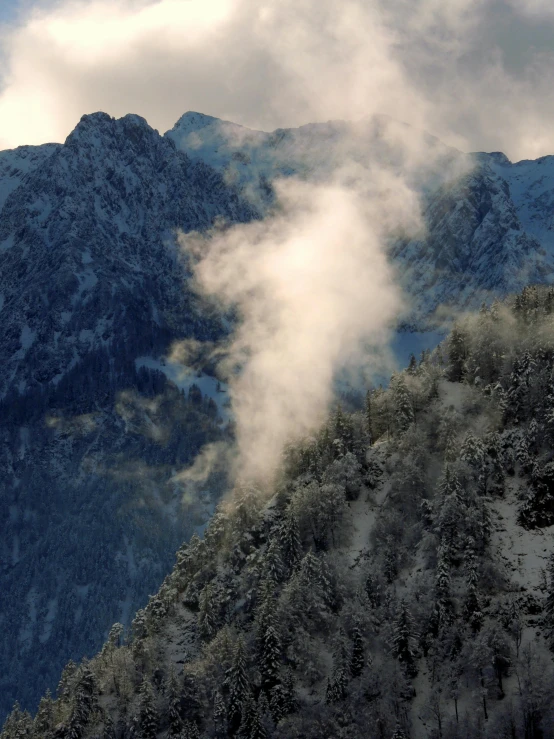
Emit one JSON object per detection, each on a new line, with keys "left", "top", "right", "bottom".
{"left": 383, "top": 537, "right": 398, "bottom": 584}
{"left": 182, "top": 720, "right": 200, "bottom": 739}
{"left": 350, "top": 625, "right": 365, "bottom": 677}
{"left": 365, "top": 389, "right": 374, "bottom": 445}
{"left": 277, "top": 510, "right": 302, "bottom": 576}
{"left": 268, "top": 684, "right": 286, "bottom": 724}
{"left": 213, "top": 690, "right": 226, "bottom": 738}
{"left": 2, "top": 703, "right": 33, "bottom": 739}
{"left": 391, "top": 602, "right": 419, "bottom": 677}
{"left": 57, "top": 659, "right": 78, "bottom": 702}
{"left": 33, "top": 689, "right": 55, "bottom": 736}
{"left": 332, "top": 405, "right": 354, "bottom": 458}
{"left": 102, "top": 716, "right": 116, "bottom": 739}
{"left": 259, "top": 622, "right": 282, "bottom": 693}
{"left": 438, "top": 406, "right": 459, "bottom": 462}
{"left": 283, "top": 669, "right": 298, "bottom": 714}
{"left": 257, "top": 692, "right": 273, "bottom": 734}
{"left": 365, "top": 570, "right": 383, "bottom": 609}
{"left": 391, "top": 724, "right": 408, "bottom": 739}
{"left": 299, "top": 551, "right": 329, "bottom": 598}
{"left": 325, "top": 666, "right": 347, "bottom": 704}
{"left": 505, "top": 351, "right": 536, "bottom": 425}
{"left": 248, "top": 704, "right": 267, "bottom": 739}
{"left": 434, "top": 466, "right": 464, "bottom": 555}
{"left": 391, "top": 374, "right": 414, "bottom": 434}
{"left": 138, "top": 678, "right": 158, "bottom": 739}
{"left": 181, "top": 671, "right": 202, "bottom": 725}
{"left": 237, "top": 692, "right": 255, "bottom": 738}
{"left": 68, "top": 664, "right": 98, "bottom": 739}
{"left": 198, "top": 583, "right": 217, "bottom": 640}
{"left": 432, "top": 545, "right": 453, "bottom": 632}
{"left": 166, "top": 667, "right": 183, "bottom": 737}
{"left": 463, "top": 585, "right": 484, "bottom": 633}
{"left": 227, "top": 638, "right": 250, "bottom": 734}
{"left": 545, "top": 553, "right": 554, "bottom": 648}
{"left": 447, "top": 322, "right": 469, "bottom": 382}
{"left": 263, "top": 538, "right": 285, "bottom": 587}
{"left": 460, "top": 431, "right": 486, "bottom": 492}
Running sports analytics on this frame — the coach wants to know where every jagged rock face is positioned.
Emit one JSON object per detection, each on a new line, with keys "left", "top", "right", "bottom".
{"left": 391, "top": 166, "right": 546, "bottom": 320}
{"left": 0, "top": 113, "right": 255, "bottom": 719}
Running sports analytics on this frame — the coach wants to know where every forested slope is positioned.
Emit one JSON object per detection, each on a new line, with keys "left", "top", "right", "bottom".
{"left": 6, "top": 285, "right": 554, "bottom": 739}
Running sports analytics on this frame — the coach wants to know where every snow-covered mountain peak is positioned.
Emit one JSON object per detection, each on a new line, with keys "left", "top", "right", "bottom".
{"left": 472, "top": 151, "right": 512, "bottom": 166}
{"left": 170, "top": 110, "right": 232, "bottom": 133}
{"left": 64, "top": 111, "right": 166, "bottom": 159}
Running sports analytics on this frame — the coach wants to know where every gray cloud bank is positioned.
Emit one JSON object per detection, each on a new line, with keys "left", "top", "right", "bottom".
{"left": 2, "top": 0, "right": 554, "bottom": 159}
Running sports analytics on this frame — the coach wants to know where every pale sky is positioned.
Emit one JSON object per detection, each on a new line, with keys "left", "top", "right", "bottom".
{"left": 1, "top": 0, "right": 554, "bottom": 159}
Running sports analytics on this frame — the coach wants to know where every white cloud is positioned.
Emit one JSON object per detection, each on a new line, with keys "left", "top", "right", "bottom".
{"left": 180, "top": 170, "right": 419, "bottom": 482}
{"left": 1, "top": 0, "right": 554, "bottom": 159}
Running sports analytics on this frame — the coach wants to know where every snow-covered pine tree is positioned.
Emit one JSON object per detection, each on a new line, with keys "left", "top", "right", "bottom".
{"left": 33, "top": 689, "right": 55, "bottom": 736}
{"left": 365, "top": 389, "right": 374, "bottom": 445}
{"left": 213, "top": 690, "right": 226, "bottom": 739}
{"left": 137, "top": 678, "right": 158, "bottom": 739}
{"left": 259, "top": 621, "right": 282, "bottom": 694}
{"left": 391, "top": 723, "right": 408, "bottom": 739}
{"left": 391, "top": 374, "right": 414, "bottom": 434}
{"left": 67, "top": 664, "right": 98, "bottom": 739}
{"left": 350, "top": 625, "right": 365, "bottom": 677}
{"left": 325, "top": 665, "right": 347, "bottom": 704}
{"left": 434, "top": 466, "right": 464, "bottom": 559}
{"left": 277, "top": 510, "right": 302, "bottom": 577}
{"left": 263, "top": 538, "right": 285, "bottom": 587}
{"left": 227, "top": 638, "right": 250, "bottom": 734}
{"left": 103, "top": 714, "right": 117, "bottom": 739}
{"left": 390, "top": 602, "right": 419, "bottom": 677}
{"left": 460, "top": 431, "right": 486, "bottom": 492}
{"left": 545, "top": 553, "right": 554, "bottom": 648}
{"left": 198, "top": 582, "right": 218, "bottom": 640}
{"left": 446, "top": 322, "right": 469, "bottom": 382}
{"left": 166, "top": 667, "right": 183, "bottom": 737}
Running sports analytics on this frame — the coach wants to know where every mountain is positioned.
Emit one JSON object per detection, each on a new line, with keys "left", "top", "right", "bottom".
{"left": 0, "top": 112, "right": 256, "bottom": 719}
{"left": 8, "top": 285, "right": 554, "bottom": 739}
{"left": 4, "top": 108, "right": 554, "bottom": 722}
{"left": 166, "top": 112, "right": 554, "bottom": 322}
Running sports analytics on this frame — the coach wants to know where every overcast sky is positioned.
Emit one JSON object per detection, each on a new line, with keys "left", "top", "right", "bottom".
{"left": 1, "top": 0, "right": 554, "bottom": 159}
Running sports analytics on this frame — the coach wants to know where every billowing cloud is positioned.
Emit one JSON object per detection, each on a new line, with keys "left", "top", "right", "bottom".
{"left": 2, "top": 0, "right": 554, "bottom": 159}
{"left": 180, "top": 170, "right": 419, "bottom": 482}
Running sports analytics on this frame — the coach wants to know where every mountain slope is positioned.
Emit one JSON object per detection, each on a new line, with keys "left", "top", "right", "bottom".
{"left": 11, "top": 285, "right": 554, "bottom": 739}
{"left": 0, "top": 112, "right": 256, "bottom": 719}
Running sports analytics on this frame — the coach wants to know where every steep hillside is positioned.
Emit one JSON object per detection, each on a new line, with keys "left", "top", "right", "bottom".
{"left": 11, "top": 285, "right": 554, "bottom": 739}
{"left": 0, "top": 112, "right": 256, "bottom": 719}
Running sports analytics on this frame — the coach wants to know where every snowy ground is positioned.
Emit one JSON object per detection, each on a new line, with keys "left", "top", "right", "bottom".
{"left": 491, "top": 477, "right": 554, "bottom": 597}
